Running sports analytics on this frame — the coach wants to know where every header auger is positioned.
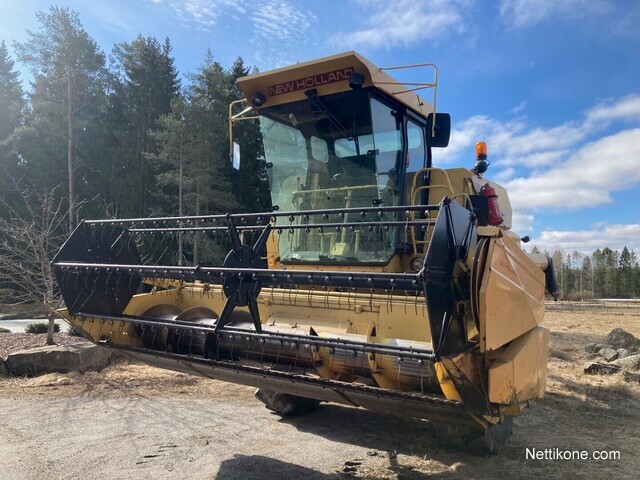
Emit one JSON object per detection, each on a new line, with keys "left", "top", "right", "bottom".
{"left": 53, "top": 51, "right": 555, "bottom": 453}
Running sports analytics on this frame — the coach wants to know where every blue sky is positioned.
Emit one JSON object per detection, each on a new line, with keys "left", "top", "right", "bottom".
{"left": 1, "top": 0, "right": 639, "bottom": 254}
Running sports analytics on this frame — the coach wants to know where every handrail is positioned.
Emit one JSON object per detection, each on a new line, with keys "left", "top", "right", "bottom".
{"left": 409, "top": 168, "right": 455, "bottom": 256}
{"left": 292, "top": 184, "right": 379, "bottom": 197}
{"left": 228, "top": 98, "right": 259, "bottom": 166}
{"left": 379, "top": 63, "right": 438, "bottom": 138}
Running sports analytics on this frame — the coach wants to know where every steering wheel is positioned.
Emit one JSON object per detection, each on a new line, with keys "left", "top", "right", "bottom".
{"left": 329, "top": 172, "right": 349, "bottom": 189}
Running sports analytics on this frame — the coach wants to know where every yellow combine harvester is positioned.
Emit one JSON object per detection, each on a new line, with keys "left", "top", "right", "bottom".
{"left": 53, "top": 52, "right": 557, "bottom": 453}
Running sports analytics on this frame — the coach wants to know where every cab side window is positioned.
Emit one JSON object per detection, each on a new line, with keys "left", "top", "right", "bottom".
{"left": 406, "top": 121, "right": 426, "bottom": 174}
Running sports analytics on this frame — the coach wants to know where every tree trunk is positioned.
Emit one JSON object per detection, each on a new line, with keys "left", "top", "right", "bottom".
{"left": 193, "top": 193, "right": 200, "bottom": 265}
{"left": 178, "top": 144, "right": 184, "bottom": 266}
{"left": 193, "top": 155, "right": 201, "bottom": 265}
{"left": 580, "top": 269, "right": 583, "bottom": 301}
{"left": 46, "top": 311, "right": 55, "bottom": 345}
{"left": 67, "top": 70, "right": 76, "bottom": 231}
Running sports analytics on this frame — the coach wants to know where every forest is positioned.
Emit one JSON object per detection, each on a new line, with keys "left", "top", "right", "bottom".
{"left": 0, "top": 6, "right": 638, "bottom": 312}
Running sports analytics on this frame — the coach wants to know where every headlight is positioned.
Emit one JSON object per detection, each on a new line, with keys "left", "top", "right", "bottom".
{"left": 411, "top": 256, "right": 424, "bottom": 272}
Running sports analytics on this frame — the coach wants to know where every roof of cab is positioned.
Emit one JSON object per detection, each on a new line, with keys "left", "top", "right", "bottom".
{"left": 236, "top": 51, "right": 433, "bottom": 118}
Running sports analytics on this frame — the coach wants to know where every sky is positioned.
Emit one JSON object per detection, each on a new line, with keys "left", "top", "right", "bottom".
{"left": 1, "top": 0, "right": 639, "bottom": 255}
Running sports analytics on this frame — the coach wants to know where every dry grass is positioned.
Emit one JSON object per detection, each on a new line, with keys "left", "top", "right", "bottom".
{"left": 1, "top": 310, "right": 639, "bottom": 479}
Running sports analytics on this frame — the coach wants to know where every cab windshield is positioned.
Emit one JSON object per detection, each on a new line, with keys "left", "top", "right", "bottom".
{"left": 260, "top": 91, "right": 419, "bottom": 265}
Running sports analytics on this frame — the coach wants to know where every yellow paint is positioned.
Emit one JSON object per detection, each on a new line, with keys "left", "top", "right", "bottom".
{"left": 434, "top": 362, "right": 462, "bottom": 401}
{"left": 488, "top": 327, "right": 549, "bottom": 404}
{"left": 478, "top": 234, "right": 545, "bottom": 352}
{"left": 54, "top": 50, "right": 553, "bottom": 421}
{"left": 237, "top": 51, "right": 433, "bottom": 118}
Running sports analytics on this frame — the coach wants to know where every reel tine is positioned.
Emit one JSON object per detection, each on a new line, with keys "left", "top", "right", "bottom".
{"left": 253, "top": 223, "right": 272, "bottom": 257}
{"left": 227, "top": 215, "right": 243, "bottom": 256}
{"left": 189, "top": 329, "right": 195, "bottom": 356}
{"left": 215, "top": 292, "right": 239, "bottom": 333}
{"left": 247, "top": 295, "right": 262, "bottom": 333}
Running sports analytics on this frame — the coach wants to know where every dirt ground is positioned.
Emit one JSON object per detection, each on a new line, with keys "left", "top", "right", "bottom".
{"left": 1, "top": 310, "right": 639, "bottom": 480}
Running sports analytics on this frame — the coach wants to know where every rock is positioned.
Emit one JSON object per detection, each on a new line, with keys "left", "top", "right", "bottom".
{"left": 0, "top": 327, "right": 11, "bottom": 334}
{"left": 593, "top": 343, "right": 615, "bottom": 353}
{"left": 0, "top": 313, "right": 46, "bottom": 321}
{"left": 610, "top": 354, "right": 640, "bottom": 371}
{"left": 5, "top": 343, "right": 111, "bottom": 377}
{"left": 599, "top": 348, "right": 618, "bottom": 362}
{"left": 584, "top": 343, "right": 598, "bottom": 353}
{"left": 603, "top": 328, "right": 640, "bottom": 353}
{"left": 0, "top": 358, "right": 7, "bottom": 376}
{"left": 583, "top": 362, "right": 621, "bottom": 375}
{"left": 617, "top": 348, "right": 629, "bottom": 360}
{"left": 622, "top": 371, "right": 640, "bottom": 384}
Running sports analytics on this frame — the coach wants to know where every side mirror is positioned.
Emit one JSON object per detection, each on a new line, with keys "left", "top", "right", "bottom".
{"left": 426, "top": 113, "right": 451, "bottom": 148}
{"left": 232, "top": 142, "right": 241, "bottom": 170}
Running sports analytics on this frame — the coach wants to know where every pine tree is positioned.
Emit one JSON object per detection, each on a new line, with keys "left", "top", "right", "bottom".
{"left": 551, "top": 249, "right": 565, "bottom": 298}
{"left": 601, "top": 248, "right": 619, "bottom": 298}
{"left": 0, "top": 41, "right": 24, "bottom": 141}
{"left": 184, "top": 52, "right": 240, "bottom": 263}
{"left": 592, "top": 249, "right": 605, "bottom": 298}
{"left": 111, "top": 35, "right": 180, "bottom": 217}
{"left": 185, "top": 52, "right": 238, "bottom": 213}
{"left": 227, "top": 57, "right": 270, "bottom": 212}
{"left": 0, "top": 40, "right": 26, "bottom": 197}
{"left": 581, "top": 255, "right": 593, "bottom": 300}
{"left": 147, "top": 95, "right": 193, "bottom": 264}
{"left": 14, "top": 6, "right": 108, "bottom": 230}
{"left": 619, "top": 246, "right": 637, "bottom": 298}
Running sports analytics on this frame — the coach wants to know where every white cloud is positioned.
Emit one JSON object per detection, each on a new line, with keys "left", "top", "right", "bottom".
{"left": 512, "top": 212, "right": 535, "bottom": 233}
{"left": 250, "top": 0, "right": 317, "bottom": 46}
{"left": 510, "top": 100, "right": 527, "bottom": 114}
{"left": 437, "top": 115, "right": 495, "bottom": 164}
{"left": 493, "top": 166, "right": 516, "bottom": 182}
{"left": 241, "top": 1, "right": 318, "bottom": 70}
{"left": 500, "top": 0, "right": 614, "bottom": 28}
{"left": 505, "top": 128, "right": 640, "bottom": 211}
{"left": 150, "top": 1, "right": 316, "bottom": 45}
{"left": 511, "top": 150, "right": 569, "bottom": 168}
{"left": 532, "top": 224, "right": 640, "bottom": 253}
{"left": 168, "top": 0, "right": 241, "bottom": 28}
{"left": 332, "top": 0, "right": 469, "bottom": 49}
{"left": 438, "top": 114, "right": 583, "bottom": 168}
{"left": 439, "top": 94, "right": 640, "bottom": 171}
{"left": 141, "top": 0, "right": 318, "bottom": 70}
{"left": 438, "top": 95, "right": 640, "bottom": 251}
{"left": 585, "top": 94, "right": 640, "bottom": 126}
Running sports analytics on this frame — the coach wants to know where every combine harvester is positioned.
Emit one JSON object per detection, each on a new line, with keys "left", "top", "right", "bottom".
{"left": 53, "top": 52, "right": 557, "bottom": 453}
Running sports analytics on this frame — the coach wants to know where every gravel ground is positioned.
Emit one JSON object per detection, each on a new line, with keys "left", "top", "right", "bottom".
{"left": 0, "top": 333, "right": 89, "bottom": 360}
{"left": 1, "top": 311, "right": 639, "bottom": 479}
